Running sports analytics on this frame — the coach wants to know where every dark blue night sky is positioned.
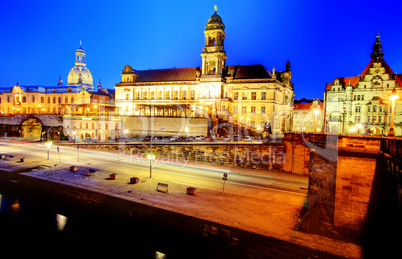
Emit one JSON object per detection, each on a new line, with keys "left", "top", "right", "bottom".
{"left": 1, "top": 0, "right": 402, "bottom": 100}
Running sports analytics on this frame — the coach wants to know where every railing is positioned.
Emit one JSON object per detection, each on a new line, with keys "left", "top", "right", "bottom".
{"left": 380, "top": 138, "right": 402, "bottom": 200}
{"left": 381, "top": 138, "right": 402, "bottom": 158}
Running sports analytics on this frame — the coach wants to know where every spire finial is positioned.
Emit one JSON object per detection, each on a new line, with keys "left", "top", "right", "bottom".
{"left": 214, "top": 5, "right": 217, "bottom": 12}
{"left": 371, "top": 34, "right": 384, "bottom": 60}
{"left": 57, "top": 75, "right": 63, "bottom": 86}
{"left": 80, "top": 40, "right": 82, "bottom": 46}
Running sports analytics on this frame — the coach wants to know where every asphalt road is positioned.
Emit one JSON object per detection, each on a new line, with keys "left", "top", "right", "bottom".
{"left": 0, "top": 141, "right": 308, "bottom": 195}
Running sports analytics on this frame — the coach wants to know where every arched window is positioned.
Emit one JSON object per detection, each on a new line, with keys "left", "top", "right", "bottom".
{"left": 71, "top": 97, "right": 74, "bottom": 104}
{"left": 208, "top": 60, "right": 216, "bottom": 75}
{"left": 65, "top": 97, "right": 68, "bottom": 103}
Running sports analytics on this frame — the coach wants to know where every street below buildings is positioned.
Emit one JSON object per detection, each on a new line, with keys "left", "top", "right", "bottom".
{"left": 0, "top": 141, "right": 307, "bottom": 197}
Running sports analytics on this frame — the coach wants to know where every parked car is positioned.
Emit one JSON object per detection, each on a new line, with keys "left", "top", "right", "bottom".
{"left": 244, "top": 136, "right": 252, "bottom": 142}
{"left": 224, "top": 136, "right": 230, "bottom": 141}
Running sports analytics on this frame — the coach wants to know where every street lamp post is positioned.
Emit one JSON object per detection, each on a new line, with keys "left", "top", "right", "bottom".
{"left": 356, "top": 123, "right": 362, "bottom": 136}
{"left": 388, "top": 88, "right": 399, "bottom": 137}
{"left": 342, "top": 101, "right": 346, "bottom": 135}
{"left": 148, "top": 128, "right": 164, "bottom": 178}
{"left": 314, "top": 109, "right": 319, "bottom": 134}
{"left": 45, "top": 141, "right": 52, "bottom": 160}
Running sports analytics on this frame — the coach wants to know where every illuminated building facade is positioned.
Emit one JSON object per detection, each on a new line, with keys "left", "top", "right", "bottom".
{"left": 325, "top": 35, "right": 402, "bottom": 136}
{"left": 0, "top": 44, "right": 119, "bottom": 141}
{"left": 115, "top": 7, "right": 294, "bottom": 137}
{"left": 292, "top": 98, "right": 323, "bottom": 133}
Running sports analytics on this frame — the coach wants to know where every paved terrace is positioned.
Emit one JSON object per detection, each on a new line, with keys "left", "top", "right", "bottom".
{"left": 0, "top": 141, "right": 361, "bottom": 258}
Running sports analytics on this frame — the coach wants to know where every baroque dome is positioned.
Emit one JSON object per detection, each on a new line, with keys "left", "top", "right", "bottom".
{"left": 206, "top": 6, "right": 225, "bottom": 30}
{"left": 208, "top": 11, "right": 223, "bottom": 24}
{"left": 208, "top": 5, "right": 223, "bottom": 24}
{"left": 67, "top": 43, "right": 93, "bottom": 88}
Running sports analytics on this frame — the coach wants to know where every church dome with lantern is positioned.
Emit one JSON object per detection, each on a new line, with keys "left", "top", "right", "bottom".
{"left": 67, "top": 42, "right": 93, "bottom": 88}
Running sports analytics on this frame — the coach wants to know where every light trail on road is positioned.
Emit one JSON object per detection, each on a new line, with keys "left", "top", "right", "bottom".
{"left": 0, "top": 141, "right": 308, "bottom": 196}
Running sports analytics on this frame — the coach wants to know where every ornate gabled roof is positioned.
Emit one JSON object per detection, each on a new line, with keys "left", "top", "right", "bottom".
{"left": 326, "top": 35, "right": 402, "bottom": 91}
{"left": 360, "top": 57, "right": 395, "bottom": 78}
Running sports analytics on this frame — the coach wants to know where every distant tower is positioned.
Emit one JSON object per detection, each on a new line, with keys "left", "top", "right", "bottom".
{"left": 67, "top": 41, "right": 93, "bottom": 88}
{"left": 201, "top": 5, "right": 227, "bottom": 77}
{"left": 370, "top": 35, "right": 384, "bottom": 60}
{"left": 57, "top": 75, "right": 63, "bottom": 86}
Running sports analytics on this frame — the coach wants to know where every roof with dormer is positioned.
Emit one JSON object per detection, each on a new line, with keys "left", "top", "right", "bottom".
{"left": 131, "top": 67, "right": 198, "bottom": 82}
{"left": 117, "top": 63, "right": 279, "bottom": 84}
{"left": 228, "top": 65, "right": 273, "bottom": 79}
